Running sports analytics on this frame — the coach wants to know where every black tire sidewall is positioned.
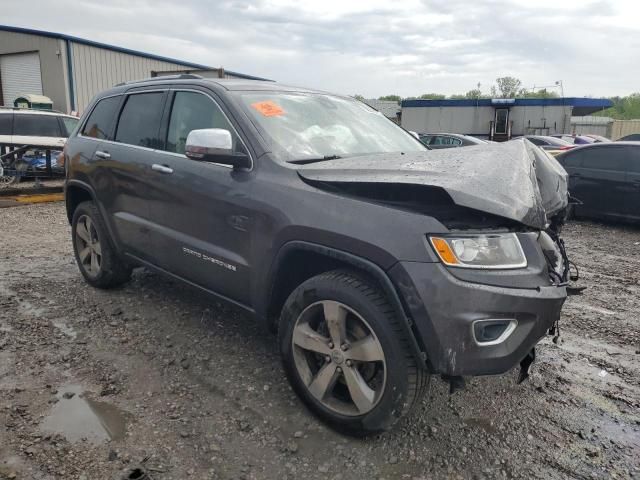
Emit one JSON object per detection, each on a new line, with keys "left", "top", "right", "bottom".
{"left": 71, "top": 201, "right": 127, "bottom": 288}
{"left": 279, "top": 272, "right": 412, "bottom": 435}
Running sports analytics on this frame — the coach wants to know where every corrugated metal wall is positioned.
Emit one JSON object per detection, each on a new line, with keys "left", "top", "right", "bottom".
{"left": 69, "top": 42, "right": 197, "bottom": 112}
{"left": 0, "top": 30, "right": 68, "bottom": 110}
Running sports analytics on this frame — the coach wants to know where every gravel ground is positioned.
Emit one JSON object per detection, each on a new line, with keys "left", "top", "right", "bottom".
{"left": 0, "top": 202, "right": 638, "bottom": 480}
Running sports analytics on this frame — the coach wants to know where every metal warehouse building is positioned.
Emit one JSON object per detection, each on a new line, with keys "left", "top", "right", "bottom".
{"left": 401, "top": 97, "right": 613, "bottom": 141}
{"left": 0, "top": 25, "right": 266, "bottom": 113}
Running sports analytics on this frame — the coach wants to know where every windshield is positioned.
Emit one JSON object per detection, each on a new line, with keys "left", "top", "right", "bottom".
{"left": 238, "top": 92, "right": 426, "bottom": 162}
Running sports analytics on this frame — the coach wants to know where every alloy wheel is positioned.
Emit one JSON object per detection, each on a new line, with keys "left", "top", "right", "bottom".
{"left": 75, "top": 215, "right": 102, "bottom": 277}
{"left": 291, "top": 300, "right": 386, "bottom": 416}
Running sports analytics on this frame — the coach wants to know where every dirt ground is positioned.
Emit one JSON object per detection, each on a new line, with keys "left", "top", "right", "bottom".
{"left": 0, "top": 201, "right": 638, "bottom": 480}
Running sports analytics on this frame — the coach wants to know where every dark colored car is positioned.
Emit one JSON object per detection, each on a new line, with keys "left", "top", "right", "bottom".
{"left": 584, "top": 134, "right": 611, "bottom": 143}
{"left": 556, "top": 142, "right": 640, "bottom": 222}
{"left": 617, "top": 133, "right": 640, "bottom": 142}
{"left": 524, "top": 135, "right": 574, "bottom": 151}
{"left": 551, "top": 134, "right": 601, "bottom": 145}
{"left": 418, "top": 133, "right": 487, "bottom": 149}
{"left": 64, "top": 75, "right": 572, "bottom": 435}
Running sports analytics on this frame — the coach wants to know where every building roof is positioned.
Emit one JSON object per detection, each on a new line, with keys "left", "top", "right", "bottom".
{"left": 401, "top": 97, "right": 613, "bottom": 116}
{"left": 0, "top": 24, "right": 267, "bottom": 81}
{"left": 363, "top": 99, "right": 401, "bottom": 118}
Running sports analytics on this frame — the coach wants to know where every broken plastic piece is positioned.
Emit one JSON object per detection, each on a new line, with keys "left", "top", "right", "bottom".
{"left": 517, "top": 348, "right": 536, "bottom": 384}
{"left": 567, "top": 285, "right": 587, "bottom": 296}
{"left": 441, "top": 375, "right": 465, "bottom": 394}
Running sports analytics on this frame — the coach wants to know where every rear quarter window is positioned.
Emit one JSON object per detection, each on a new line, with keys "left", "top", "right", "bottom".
{"left": 61, "top": 116, "right": 79, "bottom": 137}
{"left": 13, "top": 114, "right": 61, "bottom": 137}
{"left": 82, "top": 96, "right": 122, "bottom": 140}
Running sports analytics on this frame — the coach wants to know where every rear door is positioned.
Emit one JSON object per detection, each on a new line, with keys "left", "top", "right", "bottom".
{"left": 92, "top": 89, "right": 168, "bottom": 260}
{"left": 568, "top": 146, "right": 628, "bottom": 219}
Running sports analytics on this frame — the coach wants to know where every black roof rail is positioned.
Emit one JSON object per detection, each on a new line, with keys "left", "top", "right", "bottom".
{"left": 115, "top": 73, "right": 204, "bottom": 87}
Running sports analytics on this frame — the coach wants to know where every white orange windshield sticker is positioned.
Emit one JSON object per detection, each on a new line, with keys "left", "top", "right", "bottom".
{"left": 251, "top": 100, "right": 285, "bottom": 117}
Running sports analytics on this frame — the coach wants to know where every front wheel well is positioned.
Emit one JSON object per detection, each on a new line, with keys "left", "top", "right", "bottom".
{"left": 65, "top": 185, "right": 93, "bottom": 224}
{"left": 267, "top": 249, "right": 348, "bottom": 329}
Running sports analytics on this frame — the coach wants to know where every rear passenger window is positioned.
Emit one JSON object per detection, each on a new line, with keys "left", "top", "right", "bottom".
{"left": 166, "top": 91, "right": 243, "bottom": 155}
{"left": 0, "top": 114, "right": 12, "bottom": 135}
{"left": 13, "top": 114, "right": 61, "bottom": 137}
{"left": 581, "top": 147, "right": 626, "bottom": 171}
{"left": 115, "top": 93, "right": 165, "bottom": 148}
{"left": 82, "top": 96, "right": 121, "bottom": 139}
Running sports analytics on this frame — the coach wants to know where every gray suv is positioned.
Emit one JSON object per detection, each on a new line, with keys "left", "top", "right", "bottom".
{"left": 64, "top": 75, "right": 572, "bottom": 435}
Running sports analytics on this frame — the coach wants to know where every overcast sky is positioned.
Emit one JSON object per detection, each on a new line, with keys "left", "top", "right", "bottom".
{"left": 4, "top": 0, "right": 639, "bottom": 98}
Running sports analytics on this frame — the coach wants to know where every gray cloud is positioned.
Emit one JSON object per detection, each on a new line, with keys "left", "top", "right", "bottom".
{"left": 3, "top": 0, "right": 638, "bottom": 97}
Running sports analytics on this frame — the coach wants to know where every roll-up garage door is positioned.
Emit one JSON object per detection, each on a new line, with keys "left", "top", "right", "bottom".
{"left": 0, "top": 52, "right": 43, "bottom": 106}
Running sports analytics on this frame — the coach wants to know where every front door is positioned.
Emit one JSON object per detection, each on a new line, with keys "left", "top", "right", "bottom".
{"left": 143, "top": 89, "right": 254, "bottom": 306}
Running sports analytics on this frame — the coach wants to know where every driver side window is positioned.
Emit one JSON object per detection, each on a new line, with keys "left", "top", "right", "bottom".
{"left": 166, "top": 91, "right": 243, "bottom": 155}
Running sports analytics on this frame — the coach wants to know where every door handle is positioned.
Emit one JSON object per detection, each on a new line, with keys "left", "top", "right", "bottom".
{"left": 151, "top": 164, "right": 173, "bottom": 174}
{"left": 94, "top": 150, "right": 110, "bottom": 159}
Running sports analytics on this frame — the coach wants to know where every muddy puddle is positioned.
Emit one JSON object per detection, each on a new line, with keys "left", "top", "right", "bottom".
{"left": 40, "top": 385, "right": 128, "bottom": 444}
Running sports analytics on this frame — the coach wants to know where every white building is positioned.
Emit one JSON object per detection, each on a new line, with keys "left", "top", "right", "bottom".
{"left": 401, "top": 97, "right": 613, "bottom": 141}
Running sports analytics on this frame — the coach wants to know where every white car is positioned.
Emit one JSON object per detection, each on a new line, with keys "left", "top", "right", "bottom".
{"left": 0, "top": 108, "right": 79, "bottom": 186}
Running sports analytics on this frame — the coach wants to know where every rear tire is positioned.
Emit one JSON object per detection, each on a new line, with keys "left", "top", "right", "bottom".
{"left": 279, "top": 269, "right": 429, "bottom": 436}
{"left": 71, "top": 201, "right": 132, "bottom": 289}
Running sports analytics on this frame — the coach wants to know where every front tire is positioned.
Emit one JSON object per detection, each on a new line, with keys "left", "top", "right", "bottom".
{"left": 279, "top": 270, "right": 429, "bottom": 436}
{"left": 71, "top": 201, "right": 132, "bottom": 289}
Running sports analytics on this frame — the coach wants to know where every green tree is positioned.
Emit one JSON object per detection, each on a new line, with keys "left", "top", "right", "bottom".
{"left": 491, "top": 77, "right": 522, "bottom": 98}
{"left": 418, "top": 93, "right": 446, "bottom": 100}
{"left": 594, "top": 93, "right": 640, "bottom": 119}
{"left": 353, "top": 94, "right": 366, "bottom": 102}
{"left": 464, "top": 88, "right": 485, "bottom": 99}
{"left": 519, "top": 88, "right": 558, "bottom": 98}
{"left": 378, "top": 95, "right": 402, "bottom": 102}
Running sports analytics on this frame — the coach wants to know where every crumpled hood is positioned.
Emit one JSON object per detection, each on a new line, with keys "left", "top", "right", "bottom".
{"left": 297, "top": 139, "right": 568, "bottom": 230}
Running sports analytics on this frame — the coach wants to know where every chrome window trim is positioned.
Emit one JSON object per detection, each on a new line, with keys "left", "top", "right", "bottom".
{"left": 79, "top": 88, "right": 252, "bottom": 172}
{"left": 472, "top": 319, "right": 518, "bottom": 347}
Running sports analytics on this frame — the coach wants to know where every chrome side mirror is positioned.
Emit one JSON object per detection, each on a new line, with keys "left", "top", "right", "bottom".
{"left": 185, "top": 128, "right": 250, "bottom": 169}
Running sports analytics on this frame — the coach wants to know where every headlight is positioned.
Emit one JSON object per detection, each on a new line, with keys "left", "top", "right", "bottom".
{"left": 429, "top": 233, "right": 527, "bottom": 269}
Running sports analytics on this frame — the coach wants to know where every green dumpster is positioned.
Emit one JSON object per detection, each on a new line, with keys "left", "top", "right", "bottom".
{"left": 13, "top": 94, "right": 53, "bottom": 110}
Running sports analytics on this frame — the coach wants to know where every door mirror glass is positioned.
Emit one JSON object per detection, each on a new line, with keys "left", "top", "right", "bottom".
{"left": 185, "top": 128, "right": 250, "bottom": 169}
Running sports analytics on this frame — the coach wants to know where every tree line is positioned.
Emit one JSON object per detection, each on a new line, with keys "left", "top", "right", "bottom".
{"left": 357, "top": 76, "right": 640, "bottom": 119}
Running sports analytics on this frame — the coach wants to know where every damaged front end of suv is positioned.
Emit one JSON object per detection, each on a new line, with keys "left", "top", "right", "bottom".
{"left": 298, "top": 139, "right": 578, "bottom": 389}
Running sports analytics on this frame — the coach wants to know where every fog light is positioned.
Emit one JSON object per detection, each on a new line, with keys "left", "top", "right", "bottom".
{"left": 473, "top": 319, "right": 517, "bottom": 346}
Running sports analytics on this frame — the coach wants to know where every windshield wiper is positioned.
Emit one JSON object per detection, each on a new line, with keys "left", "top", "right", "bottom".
{"left": 287, "top": 155, "right": 343, "bottom": 165}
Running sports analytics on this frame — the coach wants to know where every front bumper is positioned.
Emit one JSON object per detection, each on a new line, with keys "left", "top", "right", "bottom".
{"left": 389, "top": 261, "right": 566, "bottom": 376}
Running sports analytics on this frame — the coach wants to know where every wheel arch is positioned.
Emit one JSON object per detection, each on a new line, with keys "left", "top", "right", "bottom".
{"left": 263, "top": 241, "right": 428, "bottom": 370}
{"left": 65, "top": 180, "right": 96, "bottom": 224}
